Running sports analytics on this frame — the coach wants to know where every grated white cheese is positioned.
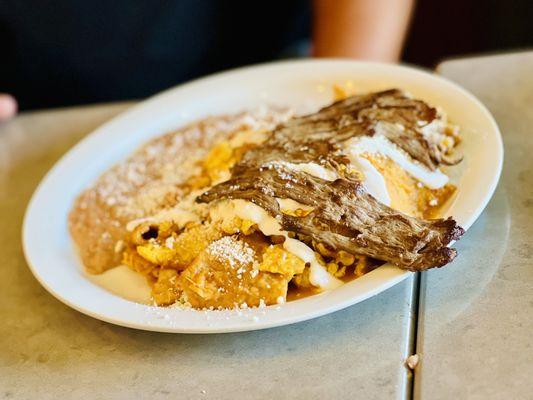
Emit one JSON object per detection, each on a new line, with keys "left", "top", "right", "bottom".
{"left": 210, "top": 199, "right": 342, "bottom": 290}
{"left": 207, "top": 236, "right": 255, "bottom": 268}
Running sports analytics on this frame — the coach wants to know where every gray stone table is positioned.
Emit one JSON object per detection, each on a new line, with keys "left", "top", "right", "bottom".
{"left": 414, "top": 52, "right": 533, "bottom": 399}
{"left": 0, "top": 105, "right": 415, "bottom": 399}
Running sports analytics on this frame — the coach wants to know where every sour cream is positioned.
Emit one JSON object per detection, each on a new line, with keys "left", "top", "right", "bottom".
{"left": 87, "top": 265, "right": 152, "bottom": 304}
{"left": 344, "top": 133, "right": 449, "bottom": 190}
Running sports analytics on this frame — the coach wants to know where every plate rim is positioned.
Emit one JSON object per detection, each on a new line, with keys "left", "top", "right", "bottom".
{"left": 22, "top": 58, "right": 503, "bottom": 333}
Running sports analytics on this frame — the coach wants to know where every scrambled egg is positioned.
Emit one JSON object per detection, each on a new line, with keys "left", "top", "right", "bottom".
{"left": 203, "top": 141, "right": 236, "bottom": 184}
{"left": 257, "top": 245, "right": 306, "bottom": 276}
{"left": 364, "top": 154, "right": 456, "bottom": 218}
{"left": 152, "top": 269, "right": 180, "bottom": 306}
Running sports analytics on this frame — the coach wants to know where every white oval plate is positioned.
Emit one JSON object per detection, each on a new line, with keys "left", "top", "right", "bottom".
{"left": 23, "top": 60, "right": 502, "bottom": 333}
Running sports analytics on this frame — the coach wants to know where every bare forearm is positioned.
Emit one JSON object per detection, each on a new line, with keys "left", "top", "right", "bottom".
{"left": 313, "top": 0, "right": 415, "bottom": 62}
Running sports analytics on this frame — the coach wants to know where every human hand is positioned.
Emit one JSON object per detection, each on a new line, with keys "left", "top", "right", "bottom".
{"left": 0, "top": 94, "right": 18, "bottom": 121}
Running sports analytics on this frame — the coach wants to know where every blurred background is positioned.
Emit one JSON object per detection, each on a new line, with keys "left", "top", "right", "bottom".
{"left": 0, "top": 0, "right": 531, "bottom": 114}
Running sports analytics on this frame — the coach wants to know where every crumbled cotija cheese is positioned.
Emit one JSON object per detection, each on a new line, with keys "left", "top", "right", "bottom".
{"left": 207, "top": 236, "right": 255, "bottom": 268}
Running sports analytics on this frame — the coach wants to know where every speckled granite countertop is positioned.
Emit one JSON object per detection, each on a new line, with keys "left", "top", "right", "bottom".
{"left": 1, "top": 52, "right": 531, "bottom": 399}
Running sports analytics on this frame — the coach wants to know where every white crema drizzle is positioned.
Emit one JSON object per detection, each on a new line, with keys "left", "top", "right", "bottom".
{"left": 125, "top": 189, "right": 206, "bottom": 232}
{"left": 343, "top": 133, "right": 449, "bottom": 192}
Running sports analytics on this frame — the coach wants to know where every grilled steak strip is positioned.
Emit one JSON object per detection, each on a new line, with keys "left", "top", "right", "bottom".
{"left": 198, "top": 165, "right": 464, "bottom": 271}
{"left": 235, "top": 89, "right": 461, "bottom": 173}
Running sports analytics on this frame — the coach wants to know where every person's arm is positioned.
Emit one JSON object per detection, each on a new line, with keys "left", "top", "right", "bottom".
{"left": 313, "top": 0, "right": 415, "bottom": 62}
{"left": 0, "top": 94, "right": 17, "bottom": 121}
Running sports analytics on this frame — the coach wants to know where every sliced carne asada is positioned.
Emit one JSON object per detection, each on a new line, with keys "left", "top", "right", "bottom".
{"left": 198, "top": 165, "right": 464, "bottom": 271}
{"left": 235, "top": 89, "right": 461, "bottom": 173}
